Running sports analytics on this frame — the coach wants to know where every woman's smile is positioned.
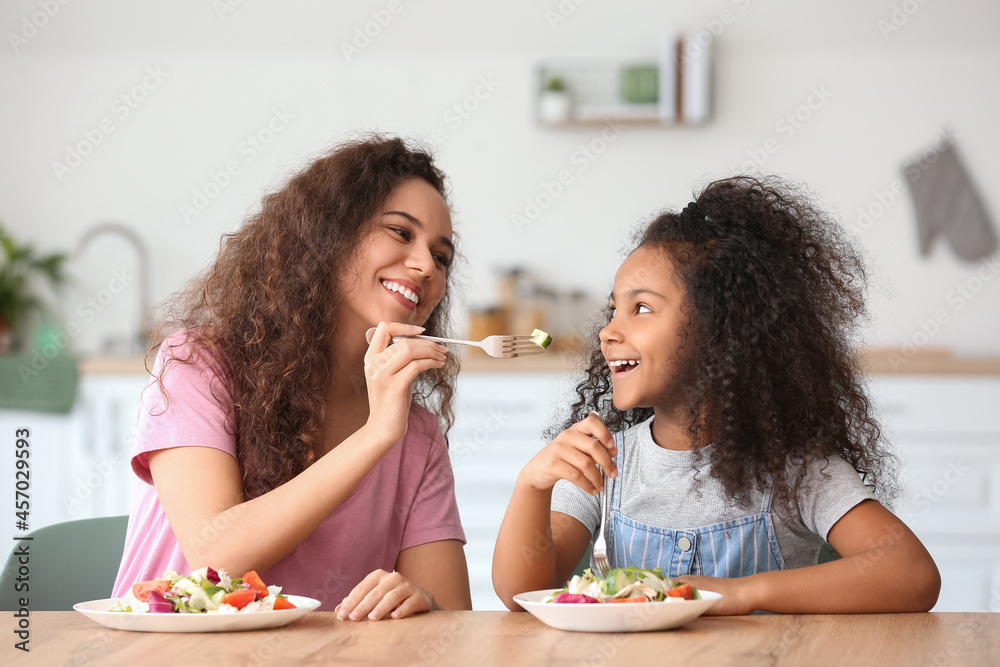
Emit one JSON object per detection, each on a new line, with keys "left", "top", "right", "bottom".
{"left": 380, "top": 278, "right": 422, "bottom": 311}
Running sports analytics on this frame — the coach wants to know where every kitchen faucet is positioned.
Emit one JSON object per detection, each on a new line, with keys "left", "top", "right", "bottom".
{"left": 72, "top": 221, "right": 151, "bottom": 355}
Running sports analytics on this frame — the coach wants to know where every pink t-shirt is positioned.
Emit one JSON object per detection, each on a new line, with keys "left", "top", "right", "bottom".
{"left": 112, "top": 334, "right": 466, "bottom": 609}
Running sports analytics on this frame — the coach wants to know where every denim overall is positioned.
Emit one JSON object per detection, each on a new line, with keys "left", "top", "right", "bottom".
{"left": 602, "top": 431, "right": 785, "bottom": 578}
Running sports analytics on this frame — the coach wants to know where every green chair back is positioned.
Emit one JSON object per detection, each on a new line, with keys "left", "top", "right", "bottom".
{"left": 818, "top": 542, "right": 841, "bottom": 564}
{"left": 571, "top": 543, "right": 594, "bottom": 578}
{"left": 0, "top": 515, "right": 129, "bottom": 611}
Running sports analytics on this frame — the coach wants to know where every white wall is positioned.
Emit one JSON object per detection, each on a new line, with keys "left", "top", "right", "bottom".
{"left": 1, "top": 0, "right": 999, "bottom": 354}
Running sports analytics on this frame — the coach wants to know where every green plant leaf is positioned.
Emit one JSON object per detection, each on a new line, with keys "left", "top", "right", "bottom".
{"left": 0, "top": 225, "right": 69, "bottom": 351}
{"left": 32, "top": 253, "right": 67, "bottom": 284}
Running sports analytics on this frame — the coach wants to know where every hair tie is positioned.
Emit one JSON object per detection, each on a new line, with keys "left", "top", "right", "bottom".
{"left": 680, "top": 201, "right": 704, "bottom": 222}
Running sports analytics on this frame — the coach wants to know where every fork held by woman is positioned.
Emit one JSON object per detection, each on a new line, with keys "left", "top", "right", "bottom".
{"left": 366, "top": 327, "right": 547, "bottom": 359}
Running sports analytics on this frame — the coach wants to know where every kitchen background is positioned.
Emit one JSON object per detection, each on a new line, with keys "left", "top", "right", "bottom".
{"left": 0, "top": 0, "right": 998, "bottom": 612}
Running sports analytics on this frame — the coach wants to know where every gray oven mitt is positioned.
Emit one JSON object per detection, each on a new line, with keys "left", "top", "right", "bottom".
{"left": 904, "top": 140, "right": 997, "bottom": 261}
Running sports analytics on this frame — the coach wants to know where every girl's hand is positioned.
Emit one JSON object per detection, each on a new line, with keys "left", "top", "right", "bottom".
{"left": 336, "top": 569, "right": 437, "bottom": 621}
{"left": 364, "top": 321, "right": 448, "bottom": 446}
{"left": 674, "top": 574, "right": 758, "bottom": 615}
{"left": 517, "top": 412, "right": 618, "bottom": 495}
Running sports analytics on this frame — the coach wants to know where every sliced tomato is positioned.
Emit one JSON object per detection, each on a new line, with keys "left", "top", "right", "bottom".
{"left": 132, "top": 579, "right": 170, "bottom": 602}
{"left": 273, "top": 596, "right": 297, "bottom": 610}
{"left": 223, "top": 588, "right": 257, "bottom": 610}
{"left": 610, "top": 596, "right": 648, "bottom": 603}
{"left": 242, "top": 570, "right": 269, "bottom": 600}
{"left": 667, "top": 584, "right": 694, "bottom": 600}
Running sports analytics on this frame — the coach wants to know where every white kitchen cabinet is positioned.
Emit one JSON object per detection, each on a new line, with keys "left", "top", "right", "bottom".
{"left": 0, "top": 373, "right": 148, "bottom": 535}
{"left": 449, "top": 372, "right": 575, "bottom": 611}
{"left": 452, "top": 373, "right": 1000, "bottom": 612}
{"left": 873, "top": 377, "right": 1000, "bottom": 613}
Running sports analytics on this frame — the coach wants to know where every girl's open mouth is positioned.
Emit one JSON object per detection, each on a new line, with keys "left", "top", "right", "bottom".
{"left": 609, "top": 359, "right": 640, "bottom": 374}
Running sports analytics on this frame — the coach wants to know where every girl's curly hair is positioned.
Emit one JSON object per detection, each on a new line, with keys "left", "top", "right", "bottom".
{"left": 149, "top": 135, "right": 460, "bottom": 500}
{"left": 554, "top": 175, "right": 898, "bottom": 508}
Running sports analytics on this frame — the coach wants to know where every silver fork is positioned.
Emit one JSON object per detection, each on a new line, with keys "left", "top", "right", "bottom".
{"left": 592, "top": 469, "right": 610, "bottom": 578}
{"left": 390, "top": 334, "right": 547, "bottom": 359}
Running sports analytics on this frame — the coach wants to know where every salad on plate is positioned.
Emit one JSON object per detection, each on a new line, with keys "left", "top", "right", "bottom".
{"left": 111, "top": 566, "right": 297, "bottom": 614}
{"left": 544, "top": 566, "right": 699, "bottom": 604}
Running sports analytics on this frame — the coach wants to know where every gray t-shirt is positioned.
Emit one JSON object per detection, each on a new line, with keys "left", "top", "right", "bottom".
{"left": 551, "top": 416, "right": 876, "bottom": 569}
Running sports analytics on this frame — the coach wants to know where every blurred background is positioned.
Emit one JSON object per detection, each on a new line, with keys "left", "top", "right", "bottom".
{"left": 0, "top": 0, "right": 997, "bottom": 612}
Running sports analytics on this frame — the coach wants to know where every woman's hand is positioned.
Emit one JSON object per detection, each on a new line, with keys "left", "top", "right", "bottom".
{"left": 364, "top": 321, "right": 448, "bottom": 446}
{"left": 517, "top": 412, "right": 618, "bottom": 495}
{"left": 336, "top": 569, "right": 437, "bottom": 621}
{"left": 672, "top": 574, "right": 758, "bottom": 615}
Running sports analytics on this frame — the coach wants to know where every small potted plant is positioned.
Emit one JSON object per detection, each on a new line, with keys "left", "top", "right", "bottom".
{"left": 538, "top": 75, "right": 572, "bottom": 124}
{"left": 0, "top": 226, "right": 67, "bottom": 354}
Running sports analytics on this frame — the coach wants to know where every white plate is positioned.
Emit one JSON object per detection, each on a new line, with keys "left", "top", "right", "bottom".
{"left": 513, "top": 588, "right": 721, "bottom": 633}
{"left": 73, "top": 595, "right": 321, "bottom": 633}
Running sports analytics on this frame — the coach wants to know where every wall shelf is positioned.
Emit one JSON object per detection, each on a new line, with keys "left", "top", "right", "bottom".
{"left": 535, "top": 35, "right": 712, "bottom": 127}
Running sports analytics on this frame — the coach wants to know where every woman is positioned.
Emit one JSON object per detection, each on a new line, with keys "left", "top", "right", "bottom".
{"left": 113, "top": 135, "right": 472, "bottom": 620}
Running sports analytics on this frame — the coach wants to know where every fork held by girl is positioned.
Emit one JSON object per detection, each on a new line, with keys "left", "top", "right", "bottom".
{"left": 493, "top": 175, "right": 941, "bottom": 615}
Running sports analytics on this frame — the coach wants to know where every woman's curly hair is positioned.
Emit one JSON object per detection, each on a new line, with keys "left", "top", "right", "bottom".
{"left": 149, "top": 135, "right": 460, "bottom": 500}
{"left": 554, "top": 175, "right": 898, "bottom": 508}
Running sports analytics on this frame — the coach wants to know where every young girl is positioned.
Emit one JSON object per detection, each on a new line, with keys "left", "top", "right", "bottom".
{"left": 493, "top": 176, "right": 941, "bottom": 614}
{"left": 113, "top": 135, "right": 472, "bottom": 620}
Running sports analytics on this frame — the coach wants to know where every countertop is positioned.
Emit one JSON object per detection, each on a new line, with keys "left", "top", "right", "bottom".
{"left": 26, "top": 610, "right": 1000, "bottom": 667}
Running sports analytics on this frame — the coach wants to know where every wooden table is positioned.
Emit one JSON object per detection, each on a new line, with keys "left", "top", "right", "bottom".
{"left": 15, "top": 611, "right": 999, "bottom": 666}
